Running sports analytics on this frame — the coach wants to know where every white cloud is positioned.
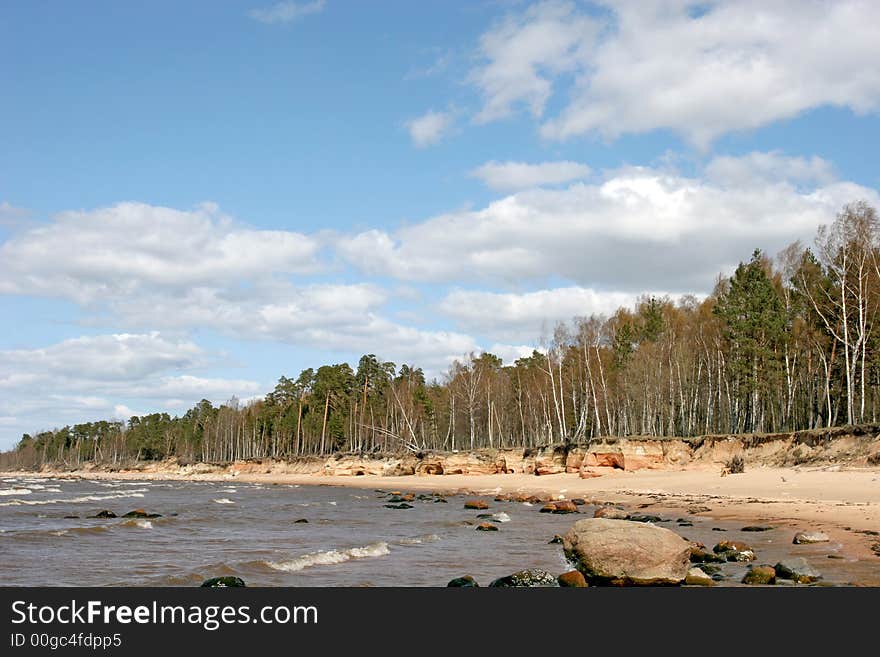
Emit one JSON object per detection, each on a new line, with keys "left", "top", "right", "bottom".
{"left": 440, "top": 287, "right": 649, "bottom": 343}
{"left": 705, "top": 151, "right": 837, "bottom": 188}
{"left": 470, "top": 160, "right": 591, "bottom": 191}
{"left": 405, "top": 110, "right": 454, "bottom": 147}
{"left": 468, "top": 1, "right": 880, "bottom": 146}
{"left": 469, "top": 0, "right": 598, "bottom": 123}
{"left": 0, "top": 202, "right": 321, "bottom": 304}
{"left": 249, "top": 0, "right": 325, "bottom": 24}
{"left": 339, "top": 152, "right": 880, "bottom": 292}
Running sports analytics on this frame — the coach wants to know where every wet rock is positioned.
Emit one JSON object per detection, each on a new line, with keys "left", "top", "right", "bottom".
{"left": 557, "top": 570, "right": 588, "bottom": 587}
{"left": 628, "top": 514, "right": 663, "bottom": 523}
{"left": 294, "top": 518, "right": 309, "bottom": 523}
{"left": 690, "top": 547, "right": 726, "bottom": 564}
{"left": 774, "top": 558, "right": 822, "bottom": 584}
{"left": 741, "top": 526, "right": 774, "bottom": 532}
{"left": 91, "top": 510, "right": 117, "bottom": 518}
{"left": 685, "top": 567, "right": 715, "bottom": 587}
{"left": 63, "top": 515, "right": 79, "bottom": 519}
{"left": 793, "top": 531, "right": 830, "bottom": 544}
{"left": 541, "top": 500, "right": 579, "bottom": 514}
{"left": 711, "top": 527, "right": 727, "bottom": 532}
{"left": 698, "top": 563, "right": 725, "bottom": 579}
{"left": 475, "top": 522, "right": 499, "bottom": 531}
{"left": 571, "top": 499, "right": 587, "bottom": 506}
{"left": 548, "top": 534, "right": 564, "bottom": 544}
{"left": 122, "top": 509, "right": 162, "bottom": 518}
{"left": 713, "top": 540, "right": 757, "bottom": 562}
{"left": 201, "top": 576, "right": 246, "bottom": 587}
{"left": 464, "top": 500, "right": 489, "bottom": 510}
{"left": 593, "top": 506, "right": 629, "bottom": 520}
{"left": 476, "top": 513, "right": 494, "bottom": 519}
{"left": 447, "top": 575, "right": 479, "bottom": 587}
{"left": 434, "top": 497, "right": 448, "bottom": 503}
{"left": 384, "top": 503, "right": 413, "bottom": 509}
{"left": 741, "top": 565, "right": 776, "bottom": 585}
{"left": 563, "top": 518, "right": 691, "bottom": 585}
{"left": 489, "top": 569, "right": 559, "bottom": 587}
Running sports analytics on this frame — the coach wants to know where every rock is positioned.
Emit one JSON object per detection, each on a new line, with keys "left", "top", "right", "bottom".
{"left": 793, "top": 531, "right": 830, "bottom": 544}
{"left": 294, "top": 518, "right": 309, "bottom": 523}
{"left": 63, "top": 515, "right": 79, "bottom": 519}
{"left": 584, "top": 452, "right": 626, "bottom": 469}
{"left": 774, "top": 558, "right": 822, "bottom": 584}
{"left": 91, "top": 510, "right": 117, "bottom": 518}
{"left": 579, "top": 467, "right": 603, "bottom": 479}
{"left": 713, "top": 540, "right": 757, "bottom": 562}
{"left": 687, "top": 505, "right": 711, "bottom": 514}
{"left": 434, "top": 497, "right": 448, "bottom": 503}
{"left": 489, "top": 569, "right": 559, "bottom": 587}
{"left": 562, "top": 518, "right": 692, "bottom": 585}
{"left": 741, "top": 526, "right": 774, "bottom": 532}
{"left": 557, "top": 570, "right": 588, "bottom": 587}
{"left": 400, "top": 493, "right": 415, "bottom": 501}
{"left": 541, "top": 500, "right": 579, "bottom": 514}
{"left": 476, "top": 513, "right": 494, "bottom": 519}
{"left": 548, "top": 534, "right": 564, "bottom": 544}
{"left": 594, "top": 506, "right": 629, "bottom": 520}
{"left": 475, "top": 522, "right": 499, "bottom": 531}
{"left": 464, "top": 500, "right": 489, "bottom": 510}
{"left": 677, "top": 521, "right": 694, "bottom": 527}
{"left": 384, "top": 503, "right": 413, "bottom": 509}
{"left": 698, "top": 563, "right": 725, "bottom": 578}
{"left": 628, "top": 514, "right": 663, "bottom": 523}
{"left": 711, "top": 527, "right": 727, "bottom": 532}
{"left": 741, "top": 565, "right": 776, "bottom": 585}
{"left": 201, "top": 576, "right": 246, "bottom": 587}
{"left": 447, "top": 575, "right": 479, "bottom": 587}
{"left": 690, "top": 547, "right": 726, "bottom": 564}
{"left": 571, "top": 498, "right": 587, "bottom": 506}
{"left": 685, "top": 567, "right": 715, "bottom": 586}
{"left": 122, "top": 509, "right": 161, "bottom": 518}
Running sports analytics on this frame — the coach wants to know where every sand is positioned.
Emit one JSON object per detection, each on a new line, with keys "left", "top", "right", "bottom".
{"left": 5, "top": 464, "right": 880, "bottom": 561}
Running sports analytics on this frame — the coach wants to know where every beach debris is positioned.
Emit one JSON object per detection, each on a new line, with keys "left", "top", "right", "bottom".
{"left": 741, "top": 565, "right": 776, "bottom": 585}
{"left": 685, "top": 567, "right": 716, "bottom": 586}
{"left": 557, "top": 570, "right": 588, "bottom": 587}
{"left": 447, "top": 575, "right": 479, "bottom": 587}
{"left": 774, "top": 558, "right": 822, "bottom": 583}
{"left": 201, "top": 576, "right": 246, "bottom": 587}
{"left": 489, "top": 569, "right": 559, "bottom": 587}
{"left": 793, "top": 530, "right": 830, "bottom": 544}
{"left": 563, "top": 518, "right": 691, "bottom": 585}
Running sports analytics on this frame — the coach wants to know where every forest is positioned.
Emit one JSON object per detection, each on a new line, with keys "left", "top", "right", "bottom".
{"left": 3, "top": 201, "right": 880, "bottom": 470}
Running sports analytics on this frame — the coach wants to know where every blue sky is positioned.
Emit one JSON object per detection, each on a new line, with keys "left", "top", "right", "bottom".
{"left": 1, "top": 0, "right": 879, "bottom": 449}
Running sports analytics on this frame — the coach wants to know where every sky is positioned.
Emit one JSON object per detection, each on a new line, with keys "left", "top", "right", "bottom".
{"left": 1, "top": 0, "right": 880, "bottom": 449}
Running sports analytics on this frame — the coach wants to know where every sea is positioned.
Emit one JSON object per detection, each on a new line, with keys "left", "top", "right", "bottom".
{"left": 0, "top": 475, "right": 875, "bottom": 587}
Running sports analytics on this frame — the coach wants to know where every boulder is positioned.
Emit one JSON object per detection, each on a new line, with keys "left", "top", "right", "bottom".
{"left": 464, "top": 500, "right": 489, "bottom": 510}
{"left": 122, "top": 509, "right": 162, "bottom": 518}
{"left": 793, "top": 531, "right": 830, "bottom": 544}
{"left": 579, "top": 466, "right": 603, "bottom": 479}
{"left": 685, "top": 567, "right": 715, "bottom": 587}
{"left": 562, "top": 518, "right": 692, "bottom": 585}
{"left": 741, "top": 565, "right": 776, "bottom": 585}
{"left": 594, "top": 506, "right": 629, "bottom": 520}
{"left": 557, "top": 570, "right": 588, "bottom": 587}
{"left": 475, "top": 522, "right": 499, "bottom": 532}
{"left": 201, "top": 576, "right": 246, "bottom": 587}
{"left": 774, "top": 558, "right": 822, "bottom": 584}
{"left": 584, "top": 452, "right": 626, "bottom": 469}
{"left": 541, "top": 500, "right": 579, "bottom": 514}
{"left": 91, "top": 510, "right": 117, "bottom": 518}
{"left": 447, "top": 575, "right": 479, "bottom": 587}
{"left": 489, "top": 569, "right": 559, "bottom": 587}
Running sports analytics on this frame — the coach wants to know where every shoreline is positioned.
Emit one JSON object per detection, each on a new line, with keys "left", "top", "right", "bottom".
{"left": 5, "top": 464, "right": 880, "bottom": 562}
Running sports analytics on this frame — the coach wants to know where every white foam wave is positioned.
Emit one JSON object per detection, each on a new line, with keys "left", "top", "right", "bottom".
{"left": 133, "top": 519, "right": 152, "bottom": 529}
{"left": 0, "top": 491, "right": 145, "bottom": 507}
{"left": 522, "top": 502, "right": 533, "bottom": 507}
{"left": 213, "top": 498, "right": 235, "bottom": 505}
{"left": 0, "top": 488, "right": 32, "bottom": 496}
{"left": 267, "top": 542, "right": 390, "bottom": 573}
{"left": 492, "top": 512, "right": 511, "bottom": 523}
{"left": 398, "top": 534, "right": 440, "bottom": 546}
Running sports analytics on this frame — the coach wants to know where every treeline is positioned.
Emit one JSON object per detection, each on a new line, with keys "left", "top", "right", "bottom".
{"left": 4, "top": 201, "right": 880, "bottom": 470}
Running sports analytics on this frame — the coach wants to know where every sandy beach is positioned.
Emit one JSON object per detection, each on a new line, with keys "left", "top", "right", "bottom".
{"left": 7, "top": 464, "right": 879, "bottom": 563}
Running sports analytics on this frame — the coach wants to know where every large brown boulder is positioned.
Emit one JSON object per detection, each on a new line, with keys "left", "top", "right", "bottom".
{"left": 562, "top": 518, "right": 692, "bottom": 585}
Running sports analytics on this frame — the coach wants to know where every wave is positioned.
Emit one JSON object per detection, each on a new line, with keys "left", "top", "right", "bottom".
{"left": 266, "top": 542, "right": 390, "bottom": 573}
{"left": 492, "top": 512, "right": 511, "bottom": 523}
{"left": 213, "top": 498, "right": 235, "bottom": 504}
{"left": 122, "top": 519, "right": 153, "bottom": 529}
{"left": 397, "top": 534, "right": 440, "bottom": 546}
{"left": 0, "top": 488, "right": 32, "bottom": 496}
{"left": 0, "top": 491, "right": 146, "bottom": 507}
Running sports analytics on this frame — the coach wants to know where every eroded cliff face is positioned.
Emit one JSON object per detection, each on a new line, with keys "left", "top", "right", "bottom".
{"left": 41, "top": 426, "right": 880, "bottom": 478}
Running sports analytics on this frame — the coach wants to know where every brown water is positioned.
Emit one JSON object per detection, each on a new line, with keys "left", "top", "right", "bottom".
{"left": 0, "top": 475, "right": 874, "bottom": 586}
